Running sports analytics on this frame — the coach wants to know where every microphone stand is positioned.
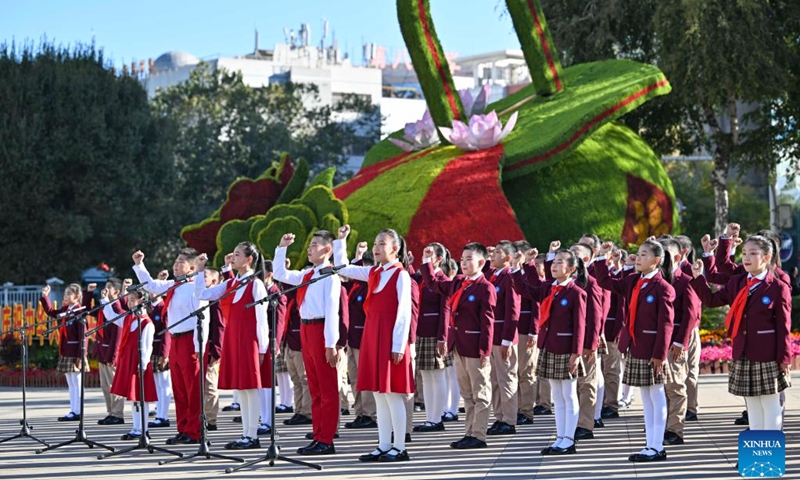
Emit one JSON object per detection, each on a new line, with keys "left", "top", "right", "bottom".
{"left": 97, "top": 301, "right": 183, "bottom": 460}
{"left": 224, "top": 268, "right": 344, "bottom": 474}
{"left": 0, "top": 321, "right": 50, "bottom": 448}
{"left": 158, "top": 273, "right": 257, "bottom": 466}
{"left": 37, "top": 307, "right": 114, "bottom": 454}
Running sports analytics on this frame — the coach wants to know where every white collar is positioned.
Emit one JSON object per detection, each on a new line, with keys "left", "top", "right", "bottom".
{"left": 236, "top": 269, "right": 255, "bottom": 281}
{"left": 553, "top": 278, "right": 573, "bottom": 287}
{"left": 641, "top": 270, "right": 658, "bottom": 280}
{"left": 748, "top": 270, "right": 768, "bottom": 281}
{"left": 466, "top": 272, "right": 483, "bottom": 281}
{"left": 380, "top": 261, "right": 401, "bottom": 271}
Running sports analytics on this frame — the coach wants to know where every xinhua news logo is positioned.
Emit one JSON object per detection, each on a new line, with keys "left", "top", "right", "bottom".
{"left": 738, "top": 430, "right": 786, "bottom": 477}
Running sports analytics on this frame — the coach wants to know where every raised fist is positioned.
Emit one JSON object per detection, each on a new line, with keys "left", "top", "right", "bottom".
{"left": 422, "top": 246, "right": 435, "bottom": 259}
{"left": 524, "top": 248, "right": 538, "bottom": 263}
{"left": 280, "top": 234, "right": 295, "bottom": 248}
{"left": 157, "top": 270, "right": 169, "bottom": 281}
{"left": 725, "top": 223, "right": 741, "bottom": 238}
{"left": 101, "top": 288, "right": 110, "bottom": 300}
{"left": 626, "top": 253, "right": 637, "bottom": 266}
{"left": 338, "top": 225, "right": 351, "bottom": 240}
{"left": 701, "top": 234, "right": 718, "bottom": 253}
{"left": 691, "top": 259, "right": 703, "bottom": 278}
{"left": 356, "top": 242, "right": 369, "bottom": 255}
{"left": 41, "top": 285, "right": 50, "bottom": 297}
{"left": 224, "top": 253, "right": 235, "bottom": 266}
{"left": 407, "top": 250, "right": 415, "bottom": 264}
{"left": 132, "top": 250, "right": 145, "bottom": 265}
{"left": 486, "top": 246, "right": 496, "bottom": 256}
{"left": 122, "top": 278, "right": 133, "bottom": 288}
{"left": 599, "top": 241, "right": 614, "bottom": 255}
{"left": 549, "top": 240, "right": 561, "bottom": 253}
{"left": 87, "top": 283, "right": 97, "bottom": 292}
{"left": 197, "top": 253, "right": 209, "bottom": 268}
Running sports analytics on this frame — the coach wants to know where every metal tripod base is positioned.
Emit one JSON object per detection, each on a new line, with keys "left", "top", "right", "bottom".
{"left": 98, "top": 434, "right": 183, "bottom": 460}
{"left": 225, "top": 444, "right": 322, "bottom": 474}
{"left": 0, "top": 422, "right": 49, "bottom": 447}
{"left": 36, "top": 427, "right": 114, "bottom": 454}
{"left": 159, "top": 437, "right": 243, "bottom": 465}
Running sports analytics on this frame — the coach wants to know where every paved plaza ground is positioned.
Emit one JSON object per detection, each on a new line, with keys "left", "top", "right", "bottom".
{"left": 0, "top": 373, "right": 797, "bottom": 479}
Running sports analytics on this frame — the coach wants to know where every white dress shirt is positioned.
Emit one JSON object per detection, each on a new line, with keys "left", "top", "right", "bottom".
{"left": 133, "top": 263, "right": 208, "bottom": 353}
{"left": 273, "top": 246, "right": 341, "bottom": 349}
{"left": 333, "top": 239, "right": 412, "bottom": 354}
{"left": 195, "top": 269, "right": 270, "bottom": 354}
{"left": 101, "top": 301, "right": 154, "bottom": 368}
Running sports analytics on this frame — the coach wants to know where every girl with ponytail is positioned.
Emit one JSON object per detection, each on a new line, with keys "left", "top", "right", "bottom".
{"left": 333, "top": 225, "right": 414, "bottom": 462}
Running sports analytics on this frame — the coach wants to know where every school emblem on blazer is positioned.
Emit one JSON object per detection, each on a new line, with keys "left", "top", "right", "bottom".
{"left": 468, "top": 295, "right": 476, "bottom": 302}
{"left": 645, "top": 294, "right": 655, "bottom": 303}
{"left": 357, "top": 296, "right": 363, "bottom": 302}
{"left": 495, "top": 286, "right": 501, "bottom": 293}
{"left": 560, "top": 298, "right": 568, "bottom": 307}
{"left": 762, "top": 296, "right": 772, "bottom": 305}
{"left": 154, "top": 315, "right": 161, "bottom": 321}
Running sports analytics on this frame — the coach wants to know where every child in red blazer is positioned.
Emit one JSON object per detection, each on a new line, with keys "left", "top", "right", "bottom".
{"left": 334, "top": 225, "right": 414, "bottom": 462}
{"left": 40, "top": 283, "right": 91, "bottom": 421}
{"left": 258, "top": 260, "right": 287, "bottom": 436}
{"left": 515, "top": 248, "right": 587, "bottom": 455}
{"left": 596, "top": 240, "right": 675, "bottom": 463}
{"left": 421, "top": 242, "right": 496, "bottom": 450}
{"left": 691, "top": 235, "right": 791, "bottom": 432}
{"left": 442, "top": 257, "right": 462, "bottom": 422}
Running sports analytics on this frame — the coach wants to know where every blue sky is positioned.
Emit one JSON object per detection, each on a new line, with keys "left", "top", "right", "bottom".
{"left": 2, "top": 0, "right": 520, "bottom": 66}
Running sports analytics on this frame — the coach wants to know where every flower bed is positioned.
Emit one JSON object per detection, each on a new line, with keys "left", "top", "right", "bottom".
{"left": 0, "top": 366, "right": 100, "bottom": 388}
{"left": 698, "top": 329, "right": 800, "bottom": 374}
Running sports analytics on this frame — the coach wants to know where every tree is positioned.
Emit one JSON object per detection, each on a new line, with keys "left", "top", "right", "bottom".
{"left": 0, "top": 42, "right": 177, "bottom": 284}
{"left": 151, "top": 63, "right": 381, "bottom": 230}
{"left": 535, "top": 0, "right": 795, "bottom": 234}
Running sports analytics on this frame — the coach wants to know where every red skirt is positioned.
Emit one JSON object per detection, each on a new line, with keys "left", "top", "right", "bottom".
{"left": 259, "top": 348, "right": 274, "bottom": 387}
{"left": 219, "top": 282, "right": 262, "bottom": 390}
{"left": 110, "top": 325, "right": 157, "bottom": 402}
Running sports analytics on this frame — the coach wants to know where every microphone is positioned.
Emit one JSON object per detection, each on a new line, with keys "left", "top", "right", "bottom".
{"left": 126, "top": 283, "right": 147, "bottom": 293}
{"left": 318, "top": 264, "right": 348, "bottom": 275}
{"left": 174, "top": 271, "right": 200, "bottom": 282}
{"left": 57, "top": 305, "right": 86, "bottom": 318}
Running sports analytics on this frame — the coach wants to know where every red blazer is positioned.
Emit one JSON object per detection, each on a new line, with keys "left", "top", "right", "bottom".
{"left": 604, "top": 267, "right": 632, "bottom": 343}
{"left": 586, "top": 261, "right": 612, "bottom": 338}
{"left": 513, "top": 269, "right": 586, "bottom": 354}
{"left": 266, "top": 282, "right": 288, "bottom": 347}
{"left": 95, "top": 298, "right": 124, "bottom": 364}
{"left": 691, "top": 268, "right": 792, "bottom": 365}
{"left": 712, "top": 237, "right": 791, "bottom": 287}
{"left": 544, "top": 259, "right": 603, "bottom": 351}
{"left": 512, "top": 265, "right": 543, "bottom": 336}
{"left": 409, "top": 277, "right": 420, "bottom": 344}
{"left": 285, "top": 290, "right": 302, "bottom": 352}
{"left": 487, "top": 267, "right": 520, "bottom": 346}
{"left": 670, "top": 269, "right": 701, "bottom": 349}
{"left": 151, "top": 301, "right": 171, "bottom": 359}
{"left": 595, "top": 262, "right": 675, "bottom": 361}
{"left": 39, "top": 296, "right": 89, "bottom": 357}
{"left": 420, "top": 263, "right": 495, "bottom": 358}
{"left": 347, "top": 280, "right": 368, "bottom": 349}
{"left": 337, "top": 285, "right": 349, "bottom": 349}
{"left": 411, "top": 270, "right": 449, "bottom": 341}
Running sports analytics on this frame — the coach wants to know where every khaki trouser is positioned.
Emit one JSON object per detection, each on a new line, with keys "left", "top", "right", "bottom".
{"left": 665, "top": 351, "right": 689, "bottom": 437}
{"left": 99, "top": 363, "right": 124, "bottom": 418}
{"left": 204, "top": 359, "right": 220, "bottom": 425}
{"left": 602, "top": 340, "right": 622, "bottom": 411}
{"left": 686, "top": 328, "right": 700, "bottom": 414}
{"left": 347, "top": 347, "right": 376, "bottom": 419}
{"left": 517, "top": 342, "right": 538, "bottom": 419}
{"left": 577, "top": 350, "right": 599, "bottom": 430}
{"left": 414, "top": 367, "right": 425, "bottom": 404}
{"left": 286, "top": 348, "right": 311, "bottom": 417}
{"left": 455, "top": 352, "right": 492, "bottom": 441}
{"left": 490, "top": 344, "right": 519, "bottom": 425}
{"left": 406, "top": 344, "right": 417, "bottom": 432}
{"left": 338, "top": 348, "right": 350, "bottom": 410}
{"left": 535, "top": 367, "right": 553, "bottom": 410}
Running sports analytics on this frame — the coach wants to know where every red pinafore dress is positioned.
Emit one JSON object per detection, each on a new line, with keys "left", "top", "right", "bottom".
{"left": 110, "top": 315, "right": 157, "bottom": 402}
{"left": 219, "top": 279, "right": 262, "bottom": 390}
{"left": 357, "top": 266, "right": 414, "bottom": 394}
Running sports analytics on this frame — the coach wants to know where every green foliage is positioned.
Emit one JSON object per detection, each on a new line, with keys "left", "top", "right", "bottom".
{"left": 293, "top": 186, "right": 348, "bottom": 228}
{"left": 29, "top": 343, "right": 59, "bottom": 370}
{"left": 276, "top": 157, "right": 310, "bottom": 204}
{"left": 214, "top": 218, "right": 256, "bottom": 267}
{"left": 0, "top": 42, "right": 175, "bottom": 283}
{"left": 257, "top": 217, "right": 307, "bottom": 268}
{"left": 305, "top": 167, "right": 336, "bottom": 192}
{"left": 250, "top": 204, "right": 317, "bottom": 243}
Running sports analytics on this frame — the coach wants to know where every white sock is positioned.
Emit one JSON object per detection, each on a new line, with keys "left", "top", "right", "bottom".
{"left": 760, "top": 393, "right": 782, "bottom": 430}
{"left": 131, "top": 401, "right": 142, "bottom": 434}
{"left": 595, "top": 365, "right": 605, "bottom": 420}
{"left": 561, "top": 379, "right": 579, "bottom": 448}
{"left": 232, "top": 390, "right": 239, "bottom": 405}
{"left": 421, "top": 369, "right": 447, "bottom": 423}
{"left": 155, "top": 372, "right": 172, "bottom": 419}
{"left": 550, "top": 379, "right": 566, "bottom": 448}
{"left": 239, "top": 389, "right": 260, "bottom": 438}
{"left": 64, "top": 373, "right": 76, "bottom": 413}
{"left": 445, "top": 365, "right": 460, "bottom": 414}
{"left": 745, "top": 396, "right": 766, "bottom": 430}
{"left": 73, "top": 372, "right": 82, "bottom": 414}
{"left": 259, "top": 388, "right": 273, "bottom": 427}
{"left": 648, "top": 384, "right": 666, "bottom": 451}
{"left": 386, "top": 392, "right": 408, "bottom": 451}
{"left": 277, "top": 372, "right": 293, "bottom": 407}
{"left": 374, "top": 393, "right": 393, "bottom": 451}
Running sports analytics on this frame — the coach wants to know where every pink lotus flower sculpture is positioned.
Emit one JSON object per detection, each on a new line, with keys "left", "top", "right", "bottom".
{"left": 389, "top": 110, "right": 440, "bottom": 152}
{"left": 439, "top": 110, "right": 518, "bottom": 152}
{"left": 460, "top": 85, "right": 491, "bottom": 117}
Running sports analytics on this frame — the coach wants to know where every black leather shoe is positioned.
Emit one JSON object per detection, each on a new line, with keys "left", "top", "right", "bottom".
{"left": 533, "top": 406, "right": 553, "bottom": 416}
{"left": 600, "top": 407, "right": 619, "bottom": 419}
{"left": 629, "top": 449, "right": 667, "bottom": 462}
{"left": 121, "top": 431, "right": 150, "bottom": 441}
{"left": 148, "top": 417, "right": 170, "bottom": 428}
{"left": 458, "top": 407, "right": 465, "bottom": 413}
{"left": 58, "top": 412, "right": 81, "bottom": 421}
{"left": 225, "top": 436, "right": 261, "bottom": 450}
{"left": 413, "top": 421, "right": 444, "bottom": 432}
{"left": 540, "top": 446, "right": 553, "bottom": 455}
{"left": 548, "top": 443, "right": 577, "bottom": 455}
{"left": 517, "top": 414, "right": 534, "bottom": 425}
{"left": 413, "top": 403, "right": 425, "bottom": 412}
{"left": 487, "top": 422, "right": 516, "bottom": 435}
{"left": 441, "top": 412, "right": 458, "bottom": 422}
{"left": 379, "top": 447, "right": 410, "bottom": 462}
{"left": 594, "top": 419, "right": 605, "bottom": 429}
{"left": 359, "top": 448, "right": 387, "bottom": 462}
{"left": 664, "top": 431, "right": 684, "bottom": 445}
{"left": 166, "top": 433, "right": 199, "bottom": 445}
{"left": 257, "top": 424, "right": 272, "bottom": 435}
{"left": 104, "top": 415, "right": 125, "bottom": 425}
{"left": 454, "top": 436, "right": 487, "bottom": 449}
{"left": 305, "top": 432, "right": 339, "bottom": 440}
{"left": 340, "top": 408, "right": 350, "bottom": 416}
{"left": 284, "top": 414, "right": 312, "bottom": 426}
{"left": 276, "top": 404, "right": 293, "bottom": 413}
{"left": 97, "top": 415, "right": 111, "bottom": 425}
{"left": 450, "top": 436, "right": 470, "bottom": 448}
{"left": 297, "top": 441, "right": 335, "bottom": 455}
{"left": 685, "top": 411, "right": 698, "bottom": 421}
{"left": 574, "top": 427, "right": 594, "bottom": 440}
{"left": 345, "top": 416, "right": 377, "bottom": 429}
{"left": 206, "top": 423, "right": 218, "bottom": 431}
{"left": 232, "top": 416, "right": 242, "bottom": 423}
{"left": 222, "top": 403, "right": 240, "bottom": 412}
{"left": 734, "top": 410, "right": 748, "bottom": 426}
